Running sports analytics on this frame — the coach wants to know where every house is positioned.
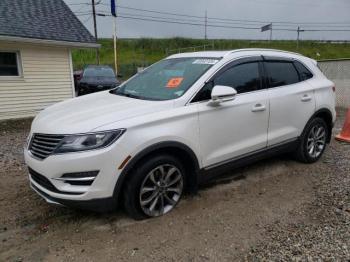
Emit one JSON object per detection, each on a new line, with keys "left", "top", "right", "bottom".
{"left": 0, "top": 0, "right": 99, "bottom": 120}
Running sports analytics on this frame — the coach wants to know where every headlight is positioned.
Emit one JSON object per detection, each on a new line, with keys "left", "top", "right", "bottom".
{"left": 54, "top": 129, "right": 125, "bottom": 153}
{"left": 24, "top": 134, "right": 32, "bottom": 149}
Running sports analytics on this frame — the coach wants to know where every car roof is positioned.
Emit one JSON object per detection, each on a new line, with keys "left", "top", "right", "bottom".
{"left": 167, "top": 48, "right": 314, "bottom": 64}
{"left": 167, "top": 51, "right": 230, "bottom": 59}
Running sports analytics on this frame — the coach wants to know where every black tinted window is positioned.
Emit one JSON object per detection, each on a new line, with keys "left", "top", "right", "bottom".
{"left": 294, "top": 61, "right": 313, "bottom": 81}
{"left": 265, "top": 61, "right": 299, "bottom": 87}
{"left": 215, "top": 62, "right": 261, "bottom": 94}
{"left": 0, "top": 52, "right": 19, "bottom": 76}
{"left": 192, "top": 81, "right": 214, "bottom": 102}
{"left": 192, "top": 62, "right": 261, "bottom": 102}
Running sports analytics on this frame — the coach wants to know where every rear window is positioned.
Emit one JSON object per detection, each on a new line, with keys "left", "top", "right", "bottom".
{"left": 84, "top": 67, "right": 115, "bottom": 77}
{"left": 294, "top": 61, "right": 313, "bottom": 81}
{"left": 264, "top": 61, "right": 299, "bottom": 88}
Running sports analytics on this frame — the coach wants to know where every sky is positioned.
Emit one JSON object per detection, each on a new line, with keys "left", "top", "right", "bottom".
{"left": 64, "top": 0, "right": 350, "bottom": 40}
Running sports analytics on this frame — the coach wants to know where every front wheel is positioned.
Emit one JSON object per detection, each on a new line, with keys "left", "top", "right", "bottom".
{"left": 294, "top": 117, "right": 328, "bottom": 163}
{"left": 123, "top": 154, "right": 185, "bottom": 220}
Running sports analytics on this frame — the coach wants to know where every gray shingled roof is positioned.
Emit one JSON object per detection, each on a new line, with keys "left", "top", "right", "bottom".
{"left": 0, "top": 0, "right": 96, "bottom": 45}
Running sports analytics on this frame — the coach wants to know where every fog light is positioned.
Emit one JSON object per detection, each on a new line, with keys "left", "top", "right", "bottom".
{"left": 61, "top": 171, "right": 99, "bottom": 179}
{"left": 54, "top": 171, "right": 99, "bottom": 186}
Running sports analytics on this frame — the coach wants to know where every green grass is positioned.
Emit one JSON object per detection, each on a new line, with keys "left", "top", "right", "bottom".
{"left": 72, "top": 38, "right": 350, "bottom": 79}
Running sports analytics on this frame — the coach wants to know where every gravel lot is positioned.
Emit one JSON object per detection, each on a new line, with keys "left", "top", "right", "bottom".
{"left": 0, "top": 109, "right": 349, "bottom": 261}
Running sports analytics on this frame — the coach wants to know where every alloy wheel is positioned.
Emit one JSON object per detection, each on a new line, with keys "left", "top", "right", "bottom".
{"left": 306, "top": 124, "right": 326, "bottom": 158}
{"left": 139, "top": 164, "right": 183, "bottom": 217}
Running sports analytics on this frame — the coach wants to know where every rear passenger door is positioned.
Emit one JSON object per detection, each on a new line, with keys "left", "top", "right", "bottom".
{"left": 264, "top": 58, "right": 316, "bottom": 146}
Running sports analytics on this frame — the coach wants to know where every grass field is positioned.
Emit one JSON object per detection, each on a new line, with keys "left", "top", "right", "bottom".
{"left": 72, "top": 38, "right": 350, "bottom": 78}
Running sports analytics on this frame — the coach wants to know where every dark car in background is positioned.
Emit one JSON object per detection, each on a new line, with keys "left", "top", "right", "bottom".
{"left": 75, "top": 65, "right": 120, "bottom": 96}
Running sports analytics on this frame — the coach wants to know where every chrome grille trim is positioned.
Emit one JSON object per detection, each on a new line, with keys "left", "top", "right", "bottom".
{"left": 29, "top": 134, "right": 65, "bottom": 160}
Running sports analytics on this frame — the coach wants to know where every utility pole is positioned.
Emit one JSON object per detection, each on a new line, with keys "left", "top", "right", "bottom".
{"left": 297, "top": 26, "right": 304, "bottom": 50}
{"left": 113, "top": 14, "right": 118, "bottom": 74}
{"left": 92, "top": 0, "right": 100, "bottom": 64}
{"left": 204, "top": 10, "right": 207, "bottom": 40}
{"left": 270, "top": 23, "right": 273, "bottom": 42}
{"left": 111, "top": 0, "right": 118, "bottom": 74}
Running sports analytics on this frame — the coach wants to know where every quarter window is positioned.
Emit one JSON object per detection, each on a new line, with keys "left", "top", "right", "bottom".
{"left": 264, "top": 61, "right": 299, "bottom": 87}
{"left": 294, "top": 61, "right": 313, "bottom": 81}
{"left": 0, "top": 52, "right": 21, "bottom": 76}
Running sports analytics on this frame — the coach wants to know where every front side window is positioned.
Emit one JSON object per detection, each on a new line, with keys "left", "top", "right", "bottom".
{"left": 0, "top": 52, "right": 20, "bottom": 76}
{"left": 112, "top": 57, "right": 219, "bottom": 100}
{"left": 214, "top": 62, "right": 261, "bottom": 93}
{"left": 192, "top": 61, "right": 261, "bottom": 102}
{"left": 264, "top": 61, "right": 299, "bottom": 88}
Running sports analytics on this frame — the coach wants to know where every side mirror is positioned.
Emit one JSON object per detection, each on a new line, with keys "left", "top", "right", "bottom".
{"left": 209, "top": 85, "right": 237, "bottom": 105}
{"left": 117, "top": 74, "right": 123, "bottom": 78}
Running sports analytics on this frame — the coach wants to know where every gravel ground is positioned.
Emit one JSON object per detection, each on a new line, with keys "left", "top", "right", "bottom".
{"left": 0, "top": 110, "right": 349, "bottom": 261}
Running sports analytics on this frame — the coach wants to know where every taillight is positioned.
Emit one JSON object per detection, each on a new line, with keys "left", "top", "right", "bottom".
{"left": 332, "top": 85, "right": 336, "bottom": 92}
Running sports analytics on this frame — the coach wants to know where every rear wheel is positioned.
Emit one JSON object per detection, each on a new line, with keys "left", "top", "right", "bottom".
{"left": 294, "top": 117, "right": 328, "bottom": 163}
{"left": 123, "top": 154, "right": 185, "bottom": 220}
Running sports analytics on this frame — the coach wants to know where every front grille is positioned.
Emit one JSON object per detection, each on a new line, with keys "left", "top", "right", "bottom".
{"left": 29, "top": 133, "right": 65, "bottom": 160}
{"left": 29, "top": 167, "right": 82, "bottom": 195}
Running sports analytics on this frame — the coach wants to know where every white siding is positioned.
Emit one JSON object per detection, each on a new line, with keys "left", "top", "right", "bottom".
{"left": 0, "top": 42, "right": 74, "bottom": 120}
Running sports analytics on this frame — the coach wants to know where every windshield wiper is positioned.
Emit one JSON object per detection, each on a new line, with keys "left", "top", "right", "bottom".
{"left": 110, "top": 89, "right": 144, "bottom": 100}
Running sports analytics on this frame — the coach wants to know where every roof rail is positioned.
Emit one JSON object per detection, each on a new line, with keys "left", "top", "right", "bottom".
{"left": 224, "top": 48, "right": 302, "bottom": 57}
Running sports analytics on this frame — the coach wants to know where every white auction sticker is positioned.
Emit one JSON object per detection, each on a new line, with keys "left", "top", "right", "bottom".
{"left": 192, "top": 59, "right": 219, "bottom": 65}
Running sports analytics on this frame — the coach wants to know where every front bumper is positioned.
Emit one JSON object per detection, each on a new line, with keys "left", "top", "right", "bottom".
{"left": 31, "top": 182, "right": 116, "bottom": 212}
{"left": 24, "top": 143, "right": 128, "bottom": 211}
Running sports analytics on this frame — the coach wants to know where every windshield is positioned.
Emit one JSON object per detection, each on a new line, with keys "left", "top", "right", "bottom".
{"left": 84, "top": 67, "right": 115, "bottom": 77}
{"left": 112, "top": 57, "right": 219, "bottom": 100}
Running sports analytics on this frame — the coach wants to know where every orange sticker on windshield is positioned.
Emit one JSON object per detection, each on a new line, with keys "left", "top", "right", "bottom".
{"left": 166, "top": 77, "right": 183, "bottom": 88}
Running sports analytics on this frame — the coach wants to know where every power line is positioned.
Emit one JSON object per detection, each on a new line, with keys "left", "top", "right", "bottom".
{"left": 82, "top": 15, "right": 93, "bottom": 23}
{"left": 69, "top": 0, "right": 102, "bottom": 6}
{"left": 76, "top": 13, "right": 91, "bottom": 16}
{"left": 95, "top": 8, "right": 349, "bottom": 29}
{"left": 99, "top": 3, "right": 205, "bottom": 19}
{"left": 72, "top": 3, "right": 350, "bottom": 28}
{"left": 208, "top": 16, "right": 350, "bottom": 26}
{"left": 96, "top": 8, "right": 269, "bottom": 26}
{"left": 96, "top": 3, "right": 350, "bottom": 26}
{"left": 93, "top": 11, "right": 350, "bottom": 32}
{"left": 116, "top": 11, "right": 205, "bottom": 24}
{"left": 96, "top": 13, "right": 275, "bottom": 30}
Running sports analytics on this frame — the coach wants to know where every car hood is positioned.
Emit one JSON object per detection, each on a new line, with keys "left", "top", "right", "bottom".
{"left": 31, "top": 91, "right": 174, "bottom": 134}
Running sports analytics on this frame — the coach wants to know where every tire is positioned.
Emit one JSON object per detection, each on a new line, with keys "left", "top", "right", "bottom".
{"left": 294, "top": 117, "right": 328, "bottom": 163}
{"left": 123, "top": 154, "right": 186, "bottom": 220}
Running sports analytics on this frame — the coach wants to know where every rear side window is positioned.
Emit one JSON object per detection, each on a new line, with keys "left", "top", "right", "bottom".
{"left": 294, "top": 61, "right": 313, "bottom": 81}
{"left": 264, "top": 61, "right": 299, "bottom": 88}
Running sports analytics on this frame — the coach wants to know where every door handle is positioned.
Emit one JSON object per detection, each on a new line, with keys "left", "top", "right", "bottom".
{"left": 252, "top": 103, "right": 266, "bottom": 112}
{"left": 301, "top": 94, "right": 312, "bottom": 102}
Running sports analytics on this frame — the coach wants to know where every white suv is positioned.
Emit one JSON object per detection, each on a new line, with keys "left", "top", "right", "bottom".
{"left": 25, "top": 49, "right": 336, "bottom": 219}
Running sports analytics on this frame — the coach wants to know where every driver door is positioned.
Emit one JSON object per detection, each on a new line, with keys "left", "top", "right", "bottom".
{"left": 192, "top": 57, "right": 269, "bottom": 168}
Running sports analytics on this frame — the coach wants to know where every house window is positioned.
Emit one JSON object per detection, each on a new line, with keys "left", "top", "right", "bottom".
{"left": 0, "top": 52, "right": 21, "bottom": 76}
